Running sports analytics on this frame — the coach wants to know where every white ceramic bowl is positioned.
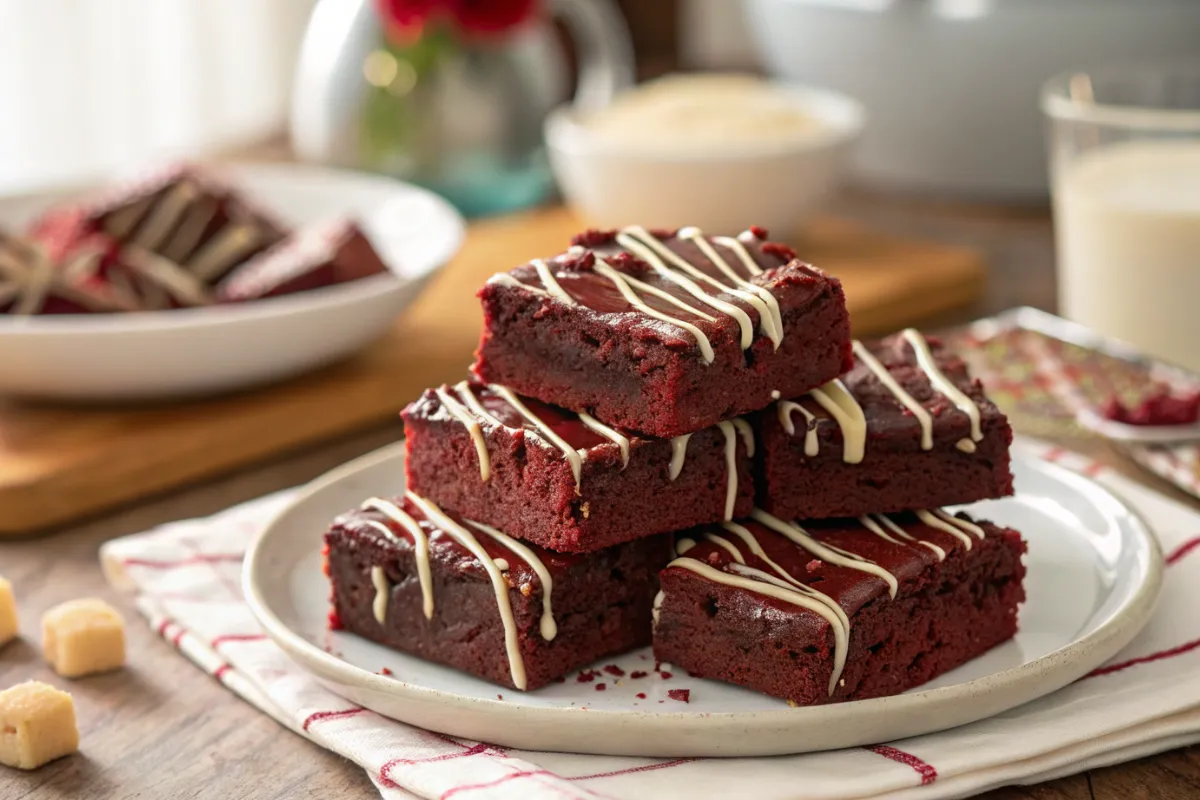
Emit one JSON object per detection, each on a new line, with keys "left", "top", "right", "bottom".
{"left": 544, "top": 83, "right": 864, "bottom": 237}
{"left": 0, "top": 163, "right": 464, "bottom": 401}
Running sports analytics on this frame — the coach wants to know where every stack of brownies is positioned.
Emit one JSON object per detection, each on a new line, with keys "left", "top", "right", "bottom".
{"left": 324, "top": 225, "right": 1027, "bottom": 705}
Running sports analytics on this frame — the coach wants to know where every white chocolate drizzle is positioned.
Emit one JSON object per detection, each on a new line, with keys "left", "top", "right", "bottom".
{"left": 674, "top": 537, "right": 697, "bottom": 556}
{"left": 577, "top": 411, "right": 630, "bottom": 469}
{"left": 808, "top": 380, "right": 867, "bottom": 464}
{"left": 532, "top": 258, "right": 575, "bottom": 305}
{"left": 678, "top": 227, "right": 783, "bottom": 348}
{"left": 731, "top": 417, "right": 756, "bottom": 457}
{"left": 466, "top": 520, "right": 558, "bottom": 641}
{"left": 669, "top": 557, "right": 849, "bottom": 695}
{"left": 488, "top": 384, "right": 583, "bottom": 494}
{"left": 371, "top": 566, "right": 390, "bottom": 624}
{"left": 618, "top": 226, "right": 757, "bottom": 349}
{"left": 717, "top": 421, "right": 741, "bottom": 520}
{"left": 592, "top": 258, "right": 716, "bottom": 363}
{"left": 852, "top": 340, "right": 934, "bottom": 450}
{"left": 914, "top": 509, "right": 977, "bottom": 550}
{"left": 703, "top": 533, "right": 746, "bottom": 563}
{"left": 668, "top": 433, "right": 692, "bottom": 480}
{"left": 405, "top": 492, "right": 532, "bottom": 689}
{"left": 871, "top": 513, "right": 946, "bottom": 561}
{"left": 902, "top": 328, "right": 983, "bottom": 442}
{"left": 435, "top": 386, "right": 492, "bottom": 481}
{"left": 778, "top": 400, "right": 819, "bottom": 457}
{"left": 933, "top": 509, "right": 986, "bottom": 539}
{"left": 652, "top": 589, "right": 665, "bottom": 627}
{"left": 454, "top": 380, "right": 504, "bottom": 427}
{"left": 751, "top": 509, "right": 899, "bottom": 599}
{"left": 361, "top": 497, "right": 435, "bottom": 619}
{"left": 713, "top": 232, "right": 766, "bottom": 276}
{"left": 956, "top": 438, "right": 977, "bottom": 453}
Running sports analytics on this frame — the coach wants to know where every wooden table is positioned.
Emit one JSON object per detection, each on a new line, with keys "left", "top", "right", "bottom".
{"left": 2, "top": 192, "right": 1197, "bottom": 800}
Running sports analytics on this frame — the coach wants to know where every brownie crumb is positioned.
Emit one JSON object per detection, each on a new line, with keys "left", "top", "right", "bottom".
{"left": 576, "top": 669, "right": 598, "bottom": 683}
{"left": 659, "top": 671, "right": 673, "bottom": 680}
{"left": 805, "top": 559, "right": 821, "bottom": 573}
{"left": 630, "top": 671, "right": 648, "bottom": 679}
{"left": 667, "top": 689, "right": 690, "bottom": 703}
{"left": 378, "top": 667, "right": 393, "bottom": 676}
{"left": 497, "top": 694, "right": 503, "bottom": 700}
{"left": 636, "top": 692, "right": 647, "bottom": 699}
{"left": 603, "top": 665, "right": 625, "bottom": 677}
{"left": 749, "top": 226, "right": 769, "bottom": 240}
{"left": 326, "top": 609, "right": 343, "bottom": 631}
{"left": 595, "top": 683, "right": 607, "bottom": 692}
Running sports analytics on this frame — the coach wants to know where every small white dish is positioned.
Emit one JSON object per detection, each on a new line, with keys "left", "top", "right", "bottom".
{"left": 544, "top": 81, "right": 863, "bottom": 237}
{"left": 244, "top": 438, "right": 1163, "bottom": 758}
{"left": 0, "top": 163, "right": 464, "bottom": 401}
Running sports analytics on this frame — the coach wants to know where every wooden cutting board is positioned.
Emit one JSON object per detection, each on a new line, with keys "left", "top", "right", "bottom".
{"left": 0, "top": 207, "right": 984, "bottom": 536}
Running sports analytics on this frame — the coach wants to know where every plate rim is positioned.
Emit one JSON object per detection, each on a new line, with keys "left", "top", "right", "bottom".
{"left": 243, "top": 438, "right": 1165, "bottom": 756}
{"left": 0, "top": 161, "right": 465, "bottom": 336}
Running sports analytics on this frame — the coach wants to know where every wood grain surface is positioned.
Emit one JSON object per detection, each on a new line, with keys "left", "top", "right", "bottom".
{"left": 0, "top": 207, "right": 984, "bottom": 536}
{"left": 2, "top": 192, "right": 1198, "bottom": 800}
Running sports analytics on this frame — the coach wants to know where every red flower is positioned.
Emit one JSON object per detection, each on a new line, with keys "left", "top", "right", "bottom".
{"left": 446, "top": 0, "right": 539, "bottom": 36}
{"left": 375, "top": 0, "right": 443, "bottom": 40}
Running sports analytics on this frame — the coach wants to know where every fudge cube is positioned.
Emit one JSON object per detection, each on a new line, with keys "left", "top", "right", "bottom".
{"left": 0, "top": 682, "right": 79, "bottom": 770}
{"left": 755, "top": 330, "right": 1015, "bottom": 520}
{"left": 403, "top": 381, "right": 754, "bottom": 552}
{"left": 473, "top": 226, "right": 853, "bottom": 438}
{"left": 0, "top": 577, "right": 16, "bottom": 646}
{"left": 42, "top": 599, "right": 126, "bottom": 678}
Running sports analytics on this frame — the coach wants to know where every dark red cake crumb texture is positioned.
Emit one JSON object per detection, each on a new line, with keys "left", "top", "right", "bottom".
{"left": 472, "top": 230, "right": 853, "bottom": 438}
{"left": 653, "top": 517, "right": 1026, "bottom": 706}
{"left": 667, "top": 689, "right": 690, "bottom": 703}
{"left": 325, "top": 501, "right": 672, "bottom": 690}
{"left": 403, "top": 386, "right": 754, "bottom": 553}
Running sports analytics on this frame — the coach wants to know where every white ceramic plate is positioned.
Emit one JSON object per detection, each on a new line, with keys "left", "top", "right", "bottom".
{"left": 0, "top": 163, "right": 464, "bottom": 400}
{"left": 244, "top": 438, "right": 1163, "bottom": 757}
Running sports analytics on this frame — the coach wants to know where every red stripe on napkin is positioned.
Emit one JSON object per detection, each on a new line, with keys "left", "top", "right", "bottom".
{"left": 302, "top": 707, "right": 367, "bottom": 732}
{"left": 866, "top": 745, "right": 938, "bottom": 785}
{"left": 122, "top": 553, "right": 244, "bottom": 569}
{"left": 1087, "top": 636, "right": 1200, "bottom": 678}
{"left": 1166, "top": 536, "right": 1200, "bottom": 566}
{"left": 566, "top": 759, "right": 695, "bottom": 780}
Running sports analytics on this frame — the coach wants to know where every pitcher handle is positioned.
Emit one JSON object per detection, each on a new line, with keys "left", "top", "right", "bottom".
{"left": 549, "top": 0, "right": 635, "bottom": 111}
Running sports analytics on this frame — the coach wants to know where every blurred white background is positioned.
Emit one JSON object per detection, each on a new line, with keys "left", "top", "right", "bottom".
{"left": 0, "top": 0, "right": 314, "bottom": 194}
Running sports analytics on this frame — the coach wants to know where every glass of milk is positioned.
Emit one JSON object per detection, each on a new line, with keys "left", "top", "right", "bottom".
{"left": 1043, "top": 64, "right": 1200, "bottom": 372}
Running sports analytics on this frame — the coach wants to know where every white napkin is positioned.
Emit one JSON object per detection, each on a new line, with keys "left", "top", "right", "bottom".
{"left": 100, "top": 441, "right": 1200, "bottom": 799}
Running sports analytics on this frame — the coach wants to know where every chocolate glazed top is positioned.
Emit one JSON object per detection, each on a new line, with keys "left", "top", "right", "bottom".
{"left": 486, "top": 228, "right": 827, "bottom": 337}
{"left": 337, "top": 496, "right": 584, "bottom": 584}
{"left": 783, "top": 333, "right": 1005, "bottom": 440}
{"left": 407, "top": 382, "right": 632, "bottom": 452}
{"left": 666, "top": 512, "right": 998, "bottom": 629}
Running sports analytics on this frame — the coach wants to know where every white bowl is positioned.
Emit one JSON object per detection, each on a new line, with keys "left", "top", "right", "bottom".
{"left": 544, "top": 83, "right": 863, "bottom": 237}
{"left": 0, "top": 163, "right": 464, "bottom": 402}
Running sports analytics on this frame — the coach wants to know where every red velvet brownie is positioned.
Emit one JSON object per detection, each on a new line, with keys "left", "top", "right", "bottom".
{"left": 31, "top": 163, "right": 288, "bottom": 309}
{"left": 404, "top": 381, "right": 754, "bottom": 553}
{"left": 473, "top": 226, "right": 852, "bottom": 438}
{"left": 325, "top": 491, "right": 672, "bottom": 690}
{"left": 756, "top": 330, "right": 1014, "bottom": 520}
{"left": 216, "top": 219, "right": 388, "bottom": 302}
{"left": 653, "top": 508, "right": 1026, "bottom": 705}
{"left": 0, "top": 232, "right": 140, "bottom": 315}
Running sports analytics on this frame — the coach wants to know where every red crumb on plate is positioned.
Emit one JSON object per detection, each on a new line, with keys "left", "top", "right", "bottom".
{"left": 603, "top": 664, "right": 625, "bottom": 677}
{"left": 667, "top": 689, "right": 691, "bottom": 703}
{"left": 595, "top": 683, "right": 607, "bottom": 692}
{"left": 1103, "top": 388, "right": 1200, "bottom": 426}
